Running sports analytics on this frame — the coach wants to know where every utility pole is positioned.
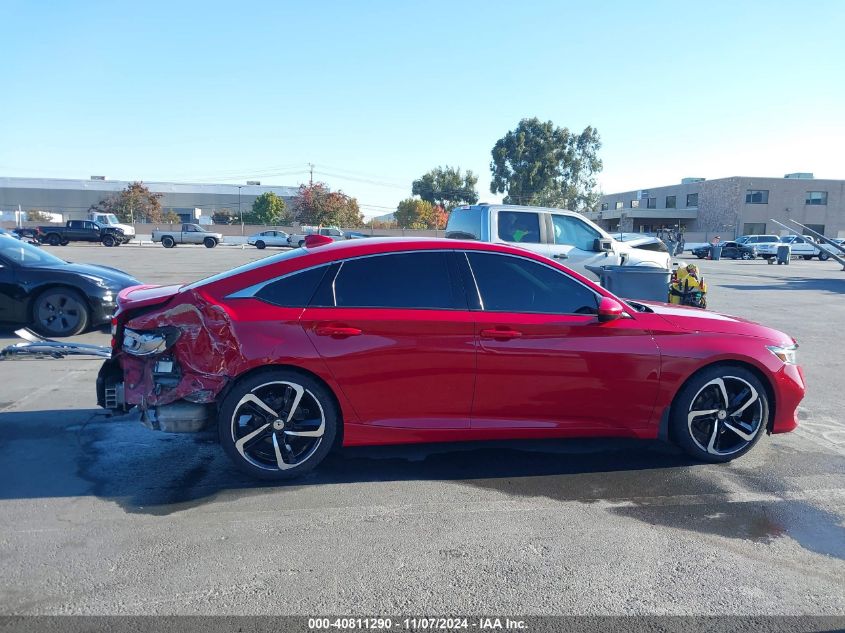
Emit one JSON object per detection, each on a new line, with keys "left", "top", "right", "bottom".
{"left": 308, "top": 163, "right": 314, "bottom": 186}
{"left": 238, "top": 185, "right": 244, "bottom": 235}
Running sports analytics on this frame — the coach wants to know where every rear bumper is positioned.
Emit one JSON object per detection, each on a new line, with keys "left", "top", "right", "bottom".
{"left": 770, "top": 364, "right": 806, "bottom": 433}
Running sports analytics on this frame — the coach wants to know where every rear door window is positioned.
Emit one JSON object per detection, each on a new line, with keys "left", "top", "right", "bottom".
{"left": 255, "top": 266, "right": 329, "bottom": 308}
{"left": 321, "top": 252, "right": 465, "bottom": 309}
{"left": 466, "top": 252, "right": 598, "bottom": 315}
{"left": 497, "top": 211, "right": 541, "bottom": 244}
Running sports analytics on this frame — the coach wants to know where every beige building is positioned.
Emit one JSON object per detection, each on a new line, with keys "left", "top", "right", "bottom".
{"left": 586, "top": 173, "right": 845, "bottom": 238}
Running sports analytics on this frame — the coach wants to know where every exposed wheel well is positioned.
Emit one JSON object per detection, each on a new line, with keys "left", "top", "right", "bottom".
{"left": 666, "top": 360, "right": 777, "bottom": 442}
{"left": 216, "top": 364, "right": 345, "bottom": 448}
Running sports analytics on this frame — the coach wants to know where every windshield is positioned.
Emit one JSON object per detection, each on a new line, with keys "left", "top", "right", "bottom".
{"left": 100, "top": 214, "right": 120, "bottom": 224}
{"left": 0, "top": 235, "right": 66, "bottom": 267}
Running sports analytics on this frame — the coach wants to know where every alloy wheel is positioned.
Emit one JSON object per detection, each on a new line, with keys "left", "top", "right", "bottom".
{"left": 687, "top": 376, "right": 763, "bottom": 456}
{"left": 230, "top": 381, "right": 326, "bottom": 471}
{"left": 36, "top": 291, "right": 86, "bottom": 336}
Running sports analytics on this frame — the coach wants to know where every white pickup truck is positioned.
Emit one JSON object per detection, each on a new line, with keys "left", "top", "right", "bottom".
{"left": 88, "top": 212, "right": 135, "bottom": 243}
{"left": 287, "top": 226, "right": 345, "bottom": 247}
{"left": 756, "top": 235, "right": 831, "bottom": 261}
{"left": 151, "top": 223, "right": 224, "bottom": 248}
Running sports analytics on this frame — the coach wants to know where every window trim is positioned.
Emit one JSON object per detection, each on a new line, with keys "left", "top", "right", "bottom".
{"left": 805, "top": 191, "right": 828, "bottom": 205}
{"left": 745, "top": 189, "right": 769, "bottom": 204}
{"left": 460, "top": 250, "right": 602, "bottom": 316}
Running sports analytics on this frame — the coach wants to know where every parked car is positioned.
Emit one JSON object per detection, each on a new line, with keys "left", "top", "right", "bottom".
{"left": 37, "top": 220, "right": 127, "bottom": 247}
{"left": 96, "top": 237, "right": 804, "bottom": 480}
{"left": 446, "top": 204, "right": 671, "bottom": 279}
{"left": 344, "top": 231, "right": 370, "bottom": 240}
{"left": 736, "top": 234, "right": 780, "bottom": 247}
{"left": 756, "top": 235, "right": 831, "bottom": 261}
{"left": 247, "top": 230, "right": 290, "bottom": 249}
{"left": 692, "top": 241, "right": 757, "bottom": 260}
{"left": 0, "top": 233, "right": 140, "bottom": 336}
{"left": 288, "top": 226, "right": 345, "bottom": 247}
{"left": 151, "top": 223, "right": 223, "bottom": 248}
{"left": 87, "top": 211, "right": 136, "bottom": 241}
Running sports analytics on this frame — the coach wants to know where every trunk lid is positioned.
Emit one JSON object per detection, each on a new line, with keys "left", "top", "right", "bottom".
{"left": 117, "top": 284, "right": 183, "bottom": 311}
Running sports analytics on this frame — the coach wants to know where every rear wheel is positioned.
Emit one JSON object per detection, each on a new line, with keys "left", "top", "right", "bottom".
{"left": 47, "top": 234, "right": 61, "bottom": 246}
{"left": 204, "top": 237, "right": 217, "bottom": 248}
{"left": 162, "top": 236, "right": 175, "bottom": 248}
{"left": 255, "top": 240, "right": 266, "bottom": 249}
{"left": 219, "top": 370, "right": 338, "bottom": 480}
{"left": 671, "top": 365, "right": 768, "bottom": 463}
{"left": 802, "top": 255, "right": 812, "bottom": 261}
{"left": 298, "top": 240, "right": 305, "bottom": 247}
{"left": 32, "top": 288, "right": 90, "bottom": 337}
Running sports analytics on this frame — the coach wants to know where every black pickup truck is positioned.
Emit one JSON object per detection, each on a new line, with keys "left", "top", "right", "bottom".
{"left": 37, "top": 220, "right": 128, "bottom": 247}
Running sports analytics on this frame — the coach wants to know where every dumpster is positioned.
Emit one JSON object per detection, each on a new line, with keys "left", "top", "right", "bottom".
{"left": 710, "top": 245, "right": 723, "bottom": 260}
{"left": 585, "top": 265, "right": 672, "bottom": 302}
{"left": 777, "top": 243, "right": 791, "bottom": 265}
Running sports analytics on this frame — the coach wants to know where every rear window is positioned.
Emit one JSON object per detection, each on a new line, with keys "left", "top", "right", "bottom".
{"left": 184, "top": 248, "right": 309, "bottom": 290}
{"left": 255, "top": 265, "right": 329, "bottom": 308}
{"left": 319, "top": 252, "right": 464, "bottom": 310}
{"left": 497, "top": 211, "right": 541, "bottom": 244}
{"left": 445, "top": 208, "right": 482, "bottom": 240}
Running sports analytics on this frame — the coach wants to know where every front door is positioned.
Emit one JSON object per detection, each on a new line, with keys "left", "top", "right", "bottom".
{"left": 463, "top": 251, "right": 661, "bottom": 434}
{"left": 301, "top": 251, "right": 476, "bottom": 429}
{"left": 545, "top": 213, "right": 613, "bottom": 278}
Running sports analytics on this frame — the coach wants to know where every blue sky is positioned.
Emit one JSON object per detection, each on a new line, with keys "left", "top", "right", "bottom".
{"left": 2, "top": 0, "right": 844, "bottom": 217}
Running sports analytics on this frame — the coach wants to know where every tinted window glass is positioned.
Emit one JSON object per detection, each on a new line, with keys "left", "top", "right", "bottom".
{"left": 446, "top": 208, "right": 482, "bottom": 240}
{"left": 331, "top": 252, "right": 463, "bottom": 309}
{"left": 497, "top": 211, "right": 541, "bottom": 244}
{"left": 255, "top": 266, "right": 329, "bottom": 308}
{"left": 551, "top": 214, "right": 600, "bottom": 250}
{"left": 467, "top": 252, "right": 598, "bottom": 315}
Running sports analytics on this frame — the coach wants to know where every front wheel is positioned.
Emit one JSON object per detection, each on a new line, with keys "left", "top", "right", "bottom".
{"left": 741, "top": 252, "right": 754, "bottom": 260}
{"left": 102, "top": 234, "right": 116, "bottom": 247}
{"left": 32, "top": 288, "right": 90, "bottom": 337}
{"left": 204, "top": 237, "right": 217, "bottom": 248}
{"left": 298, "top": 240, "right": 305, "bottom": 248}
{"left": 218, "top": 370, "right": 338, "bottom": 480}
{"left": 670, "top": 365, "right": 768, "bottom": 463}
{"left": 819, "top": 251, "right": 830, "bottom": 261}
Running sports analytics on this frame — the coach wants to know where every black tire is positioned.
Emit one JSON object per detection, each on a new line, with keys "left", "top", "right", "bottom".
{"left": 31, "top": 287, "right": 90, "bottom": 337}
{"left": 255, "top": 240, "right": 266, "bottom": 250}
{"left": 818, "top": 251, "right": 830, "bottom": 261}
{"left": 670, "top": 365, "right": 768, "bottom": 463}
{"left": 802, "top": 255, "right": 812, "bottom": 261}
{"left": 218, "top": 369, "right": 338, "bottom": 480}
{"left": 204, "top": 237, "right": 217, "bottom": 248}
{"left": 741, "top": 252, "right": 754, "bottom": 260}
{"left": 102, "top": 234, "right": 116, "bottom": 247}
{"left": 695, "top": 253, "right": 705, "bottom": 259}
{"left": 730, "top": 254, "right": 738, "bottom": 260}
{"left": 298, "top": 240, "right": 305, "bottom": 248}
{"left": 162, "top": 236, "right": 176, "bottom": 248}
{"left": 47, "top": 233, "right": 61, "bottom": 246}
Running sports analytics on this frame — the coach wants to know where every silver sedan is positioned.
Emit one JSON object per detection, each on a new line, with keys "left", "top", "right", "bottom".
{"left": 247, "top": 230, "right": 291, "bottom": 249}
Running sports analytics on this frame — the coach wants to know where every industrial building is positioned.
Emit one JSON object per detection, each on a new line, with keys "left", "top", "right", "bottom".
{"left": 0, "top": 176, "right": 299, "bottom": 224}
{"left": 586, "top": 173, "right": 845, "bottom": 238}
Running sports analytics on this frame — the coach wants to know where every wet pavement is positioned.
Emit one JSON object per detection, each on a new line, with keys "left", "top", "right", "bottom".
{"left": 0, "top": 247, "right": 843, "bottom": 615}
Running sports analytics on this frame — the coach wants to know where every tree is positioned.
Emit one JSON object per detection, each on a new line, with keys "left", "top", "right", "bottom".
{"left": 291, "top": 182, "right": 364, "bottom": 227}
{"left": 162, "top": 210, "right": 180, "bottom": 224}
{"left": 490, "top": 118, "right": 602, "bottom": 212}
{"left": 89, "top": 181, "right": 164, "bottom": 223}
{"left": 250, "top": 192, "right": 291, "bottom": 225}
{"left": 393, "top": 198, "right": 448, "bottom": 229}
{"left": 412, "top": 166, "right": 478, "bottom": 210}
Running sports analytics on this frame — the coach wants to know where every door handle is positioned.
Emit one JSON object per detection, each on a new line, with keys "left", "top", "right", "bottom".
{"left": 553, "top": 253, "right": 569, "bottom": 260}
{"left": 480, "top": 328, "right": 523, "bottom": 340}
{"left": 315, "top": 325, "right": 363, "bottom": 338}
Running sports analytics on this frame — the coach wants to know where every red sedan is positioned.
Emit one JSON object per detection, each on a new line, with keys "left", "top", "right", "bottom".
{"left": 97, "top": 237, "right": 805, "bottom": 480}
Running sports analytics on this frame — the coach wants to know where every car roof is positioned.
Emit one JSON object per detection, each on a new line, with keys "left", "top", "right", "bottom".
{"left": 298, "top": 236, "right": 535, "bottom": 258}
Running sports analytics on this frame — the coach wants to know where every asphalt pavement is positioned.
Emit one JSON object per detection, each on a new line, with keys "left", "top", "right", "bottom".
{"left": 0, "top": 244, "right": 843, "bottom": 616}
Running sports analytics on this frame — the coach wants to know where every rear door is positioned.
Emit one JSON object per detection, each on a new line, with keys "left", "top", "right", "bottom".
{"left": 493, "top": 209, "right": 547, "bottom": 258}
{"left": 301, "top": 250, "right": 476, "bottom": 429}
{"left": 462, "top": 251, "right": 660, "bottom": 433}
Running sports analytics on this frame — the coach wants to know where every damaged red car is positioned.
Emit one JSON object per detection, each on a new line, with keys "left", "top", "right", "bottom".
{"left": 97, "top": 237, "right": 805, "bottom": 480}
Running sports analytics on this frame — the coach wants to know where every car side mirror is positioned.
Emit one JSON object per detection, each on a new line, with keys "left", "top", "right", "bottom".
{"left": 597, "top": 296, "right": 625, "bottom": 322}
{"left": 594, "top": 238, "right": 613, "bottom": 253}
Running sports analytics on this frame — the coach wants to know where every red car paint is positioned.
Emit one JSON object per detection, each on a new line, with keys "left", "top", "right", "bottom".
{"left": 111, "top": 238, "right": 804, "bottom": 445}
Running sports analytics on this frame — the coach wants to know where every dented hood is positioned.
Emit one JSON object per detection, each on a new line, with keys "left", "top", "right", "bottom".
{"left": 118, "top": 284, "right": 184, "bottom": 310}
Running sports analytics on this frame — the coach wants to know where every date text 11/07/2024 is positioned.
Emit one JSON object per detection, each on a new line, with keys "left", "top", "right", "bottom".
{"left": 308, "top": 617, "right": 527, "bottom": 630}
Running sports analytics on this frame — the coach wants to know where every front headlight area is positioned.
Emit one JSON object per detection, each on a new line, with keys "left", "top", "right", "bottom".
{"left": 767, "top": 343, "right": 798, "bottom": 365}
{"left": 122, "top": 327, "right": 181, "bottom": 357}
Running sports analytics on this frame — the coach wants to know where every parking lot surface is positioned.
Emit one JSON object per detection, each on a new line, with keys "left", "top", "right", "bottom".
{"left": 1, "top": 244, "right": 843, "bottom": 615}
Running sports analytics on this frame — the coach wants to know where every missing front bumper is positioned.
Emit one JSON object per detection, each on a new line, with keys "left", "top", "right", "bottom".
{"left": 1, "top": 329, "right": 112, "bottom": 359}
